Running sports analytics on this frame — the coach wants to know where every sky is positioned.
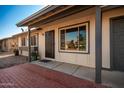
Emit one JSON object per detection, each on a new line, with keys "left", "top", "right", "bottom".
{"left": 0, "top": 5, "right": 45, "bottom": 39}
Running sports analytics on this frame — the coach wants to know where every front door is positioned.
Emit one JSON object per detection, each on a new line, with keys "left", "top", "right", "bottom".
{"left": 111, "top": 16, "right": 124, "bottom": 71}
{"left": 45, "top": 30, "right": 55, "bottom": 58}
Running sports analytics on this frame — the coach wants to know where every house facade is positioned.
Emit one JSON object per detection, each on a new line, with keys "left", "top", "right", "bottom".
{"left": 13, "top": 5, "right": 124, "bottom": 72}
{"left": 0, "top": 37, "right": 15, "bottom": 52}
{"left": 12, "top": 29, "right": 40, "bottom": 56}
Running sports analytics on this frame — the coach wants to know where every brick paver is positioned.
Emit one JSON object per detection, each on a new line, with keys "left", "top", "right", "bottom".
{"left": 0, "top": 64, "right": 106, "bottom": 88}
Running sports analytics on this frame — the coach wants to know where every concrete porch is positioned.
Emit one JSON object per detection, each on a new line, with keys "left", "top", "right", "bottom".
{"left": 32, "top": 60, "right": 124, "bottom": 88}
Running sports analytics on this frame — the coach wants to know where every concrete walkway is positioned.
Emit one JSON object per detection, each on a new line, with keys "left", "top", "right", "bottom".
{"left": 0, "top": 52, "right": 28, "bottom": 69}
{"left": 0, "top": 51, "right": 14, "bottom": 58}
{"left": 32, "top": 60, "right": 124, "bottom": 88}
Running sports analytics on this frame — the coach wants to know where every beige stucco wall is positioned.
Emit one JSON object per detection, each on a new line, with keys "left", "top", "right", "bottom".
{"left": 1, "top": 38, "right": 12, "bottom": 52}
{"left": 38, "top": 7, "right": 96, "bottom": 68}
{"left": 1, "top": 40, "right": 8, "bottom": 51}
{"left": 102, "top": 7, "right": 124, "bottom": 68}
{"left": 22, "top": 51, "right": 28, "bottom": 56}
{"left": 37, "top": 7, "right": 124, "bottom": 68}
{"left": 7, "top": 38, "right": 14, "bottom": 51}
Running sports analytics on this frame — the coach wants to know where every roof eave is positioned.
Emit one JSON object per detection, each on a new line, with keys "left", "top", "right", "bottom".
{"left": 17, "top": 5, "right": 123, "bottom": 27}
{"left": 16, "top": 5, "right": 60, "bottom": 27}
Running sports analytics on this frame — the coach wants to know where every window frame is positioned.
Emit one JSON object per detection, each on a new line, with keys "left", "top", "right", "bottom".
{"left": 21, "top": 37, "right": 26, "bottom": 47}
{"left": 30, "top": 35, "right": 37, "bottom": 47}
{"left": 30, "top": 34, "right": 38, "bottom": 47}
{"left": 58, "top": 22, "right": 89, "bottom": 53}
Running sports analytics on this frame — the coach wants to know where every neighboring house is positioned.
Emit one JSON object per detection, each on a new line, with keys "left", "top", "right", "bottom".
{"left": 11, "top": 35, "right": 19, "bottom": 50}
{"left": 0, "top": 29, "right": 39, "bottom": 55}
{"left": 12, "top": 5, "right": 124, "bottom": 72}
{"left": 0, "top": 37, "right": 14, "bottom": 52}
{"left": 13, "top": 29, "right": 40, "bottom": 56}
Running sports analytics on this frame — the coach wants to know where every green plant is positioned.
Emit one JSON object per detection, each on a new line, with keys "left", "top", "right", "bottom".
{"left": 31, "top": 51, "right": 38, "bottom": 61}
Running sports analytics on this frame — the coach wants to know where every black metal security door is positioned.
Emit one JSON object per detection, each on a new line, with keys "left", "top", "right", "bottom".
{"left": 45, "top": 30, "right": 55, "bottom": 58}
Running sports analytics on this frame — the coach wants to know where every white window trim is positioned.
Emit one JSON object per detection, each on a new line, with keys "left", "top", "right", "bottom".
{"left": 30, "top": 34, "right": 38, "bottom": 47}
{"left": 21, "top": 37, "right": 26, "bottom": 47}
{"left": 59, "top": 22, "right": 89, "bottom": 53}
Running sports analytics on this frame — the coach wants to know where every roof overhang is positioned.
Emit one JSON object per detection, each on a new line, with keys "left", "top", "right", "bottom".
{"left": 16, "top": 5, "right": 123, "bottom": 28}
{"left": 0, "top": 37, "right": 12, "bottom": 41}
{"left": 16, "top": 5, "right": 74, "bottom": 27}
{"left": 13, "top": 28, "right": 41, "bottom": 37}
{"left": 101, "top": 5, "right": 123, "bottom": 11}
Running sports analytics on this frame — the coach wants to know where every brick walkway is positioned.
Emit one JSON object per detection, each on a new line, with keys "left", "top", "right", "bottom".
{"left": 0, "top": 64, "right": 105, "bottom": 88}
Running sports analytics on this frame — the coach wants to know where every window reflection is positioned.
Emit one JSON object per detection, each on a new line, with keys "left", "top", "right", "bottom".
{"left": 60, "top": 23, "right": 88, "bottom": 52}
{"left": 66, "top": 27, "right": 78, "bottom": 50}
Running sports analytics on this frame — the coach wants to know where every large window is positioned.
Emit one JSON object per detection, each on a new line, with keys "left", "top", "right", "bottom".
{"left": 59, "top": 23, "right": 89, "bottom": 53}
{"left": 30, "top": 35, "right": 37, "bottom": 46}
{"left": 21, "top": 37, "right": 26, "bottom": 46}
